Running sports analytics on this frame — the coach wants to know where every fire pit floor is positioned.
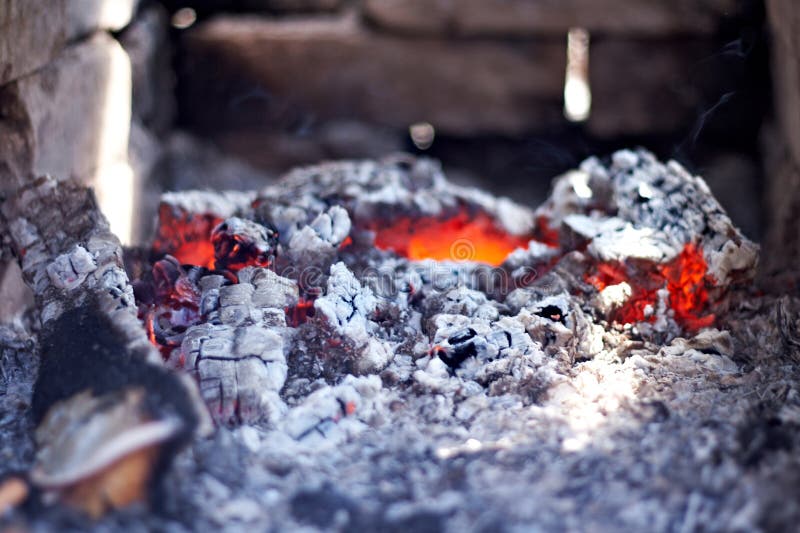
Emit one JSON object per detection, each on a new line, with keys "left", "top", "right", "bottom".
{"left": 3, "top": 300, "right": 800, "bottom": 531}
{"left": 2, "top": 151, "right": 800, "bottom": 532}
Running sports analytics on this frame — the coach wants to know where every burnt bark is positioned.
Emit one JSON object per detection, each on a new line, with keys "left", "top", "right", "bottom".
{"left": 0, "top": 175, "right": 208, "bottom": 497}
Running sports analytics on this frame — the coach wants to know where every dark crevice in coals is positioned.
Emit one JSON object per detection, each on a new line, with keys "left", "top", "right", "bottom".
{"left": 437, "top": 327, "right": 478, "bottom": 370}
{"left": 535, "top": 304, "right": 567, "bottom": 324}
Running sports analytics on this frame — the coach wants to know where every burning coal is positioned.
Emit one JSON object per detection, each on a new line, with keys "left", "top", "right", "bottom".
{"left": 132, "top": 150, "right": 757, "bottom": 426}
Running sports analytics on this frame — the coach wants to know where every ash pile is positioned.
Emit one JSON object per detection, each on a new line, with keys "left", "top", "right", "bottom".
{"left": 138, "top": 148, "right": 758, "bottom": 427}
{"left": 5, "top": 149, "right": 800, "bottom": 531}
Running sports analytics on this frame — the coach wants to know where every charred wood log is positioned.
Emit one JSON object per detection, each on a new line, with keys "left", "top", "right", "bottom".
{"left": 0, "top": 175, "right": 209, "bottom": 517}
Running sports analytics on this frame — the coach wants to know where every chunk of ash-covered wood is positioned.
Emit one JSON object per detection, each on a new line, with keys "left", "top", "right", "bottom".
{"left": 176, "top": 265, "right": 298, "bottom": 425}
{"left": 0, "top": 176, "right": 210, "bottom": 516}
{"left": 537, "top": 150, "right": 759, "bottom": 284}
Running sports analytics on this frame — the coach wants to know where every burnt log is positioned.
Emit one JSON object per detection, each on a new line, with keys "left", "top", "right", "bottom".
{"left": 0, "top": 175, "right": 209, "bottom": 516}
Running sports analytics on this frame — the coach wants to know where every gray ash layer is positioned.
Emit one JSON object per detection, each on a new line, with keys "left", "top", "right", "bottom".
{"left": 0, "top": 323, "right": 37, "bottom": 479}
{"left": 4, "top": 150, "right": 800, "bottom": 531}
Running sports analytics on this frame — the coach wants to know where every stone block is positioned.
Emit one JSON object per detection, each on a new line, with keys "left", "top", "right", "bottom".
{"left": 0, "top": 32, "right": 135, "bottom": 242}
{"left": 587, "top": 38, "right": 712, "bottom": 137}
{"left": 363, "top": 0, "right": 738, "bottom": 37}
{"left": 767, "top": 0, "right": 800, "bottom": 166}
{"left": 179, "top": 13, "right": 565, "bottom": 137}
{"left": 0, "top": 0, "right": 138, "bottom": 85}
{"left": 14, "top": 32, "right": 132, "bottom": 184}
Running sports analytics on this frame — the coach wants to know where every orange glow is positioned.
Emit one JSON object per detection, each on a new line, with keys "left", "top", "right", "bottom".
{"left": 661, "top": 243, "right": 715, "bottom": 330}
{"left": 585, "top": 260, "right": 660, "bottom": 325}
{"left": 152, "top": 205, "right": 220, "bottom": 269}
{"left": 173, "top": 240, "right": 216, "bottom": 270}
{"left": 585, "top": 242, "right": 714, "bottom": 330}
{"left": 534, "top": 215, "right": 561, "bottom": 248}
{"left": 339, "top": 236, "right": 353, "bottom": 250}
{"left": 285, "top": 298, "right": 315, "bottom": 327}
{"left": 371, "top": 211, "right": 531, "bottom": 266}
{"left": 212, "top": 233, "right": 272, "bottom": 272}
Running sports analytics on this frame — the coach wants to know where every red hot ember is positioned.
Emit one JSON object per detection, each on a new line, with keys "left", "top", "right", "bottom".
{"left": 584, "top": 242, "right": 715, "bottom": 330}
{"left": 211, "top": 217, "right": 277, "bottom": 272}
{"left": 152, "top": 204, "right": 220, "bottom": 269}
{"left": 371, "top": 210, "right": 534, "bottom": 266}
{"left": 133, "top": 151, "right": 758, "bottom": 425}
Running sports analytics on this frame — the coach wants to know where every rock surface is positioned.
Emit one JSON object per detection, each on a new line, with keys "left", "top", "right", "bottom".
{"left": 0, "top": 32, "right": 135, "bottom": 241}
{"left": 16, "top": 32, "right": 132, "bottom": 186}
{"left": 764, "top": 0, "right": 800, "bottom": 273}
{"left": 0, "top": 0, "right": 138, "bottom": 85}
{"left": 588, "top": 38, "right": 713, "bottom": 136}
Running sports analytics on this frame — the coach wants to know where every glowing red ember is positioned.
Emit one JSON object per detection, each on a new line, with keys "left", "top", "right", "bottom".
{"left": 152, "top": 205, "right": 220, "bottom": 269}
{"left": 211, "top": 218, "right": 276, "bottom": 272}
{"left": 285, "top": 298, "right": 316, "bottom": 327}
{"left": 661, "top": 243, "right": 715, "bottom": 330}
{"left": 533, "top": 215, "right": 561, "bottom": 248}
{"left": 143, "top": 214, "right": 288, "bottom": 360}
{"left": 141, "top": 256, "right": 204, "bottom": 362}
{"left": 371, "top": 210, "right": 531, "bottom": 266}
{"left": 585, "top": 242, "right": 715, "bottom": 330}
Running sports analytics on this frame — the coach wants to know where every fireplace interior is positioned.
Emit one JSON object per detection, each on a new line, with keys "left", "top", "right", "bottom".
{"left": 2, "top": 1, "right": 800, "bottom": 531}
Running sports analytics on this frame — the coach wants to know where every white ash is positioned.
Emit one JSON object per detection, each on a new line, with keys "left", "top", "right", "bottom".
{"left": 537, "top": 149, "right": 759, "bottom": 285}
{"left": 594, "top": 282, "right": 634, "bottom": 314}
{"left": 291, "top": 206, "right": 351, "bottom": 262}
{"left": 312, "top": 262, "right": 393, "bottom": 374}
{"left": 46, "top": 245, "right": 97, "bottom": 290}
{"left": 256, "top": 155, "right": 534, "bottom": 239}
{"left": 2, "top": 176, "right": 144, "bottom": 354}
{"left": 160, "top": 190, "right": 255, "bottom": 220}
{"left": 141, "top": 150, "right": 763, "bottom": 431}
{"left": 0, "top": 323, "right": 37, "bottom": 478}
{"left": 177, "top": 267, "right": 299, "bottom": 425}
{"left": 35, "top": 294, "right": 796, "bottom": 533}
{"left": 8, "top": 152, "right": 799, "bottom": 531}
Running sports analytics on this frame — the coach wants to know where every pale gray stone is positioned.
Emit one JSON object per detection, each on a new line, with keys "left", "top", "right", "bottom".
{"left": 0, "top": 0, "right": 138, "bottom": 85}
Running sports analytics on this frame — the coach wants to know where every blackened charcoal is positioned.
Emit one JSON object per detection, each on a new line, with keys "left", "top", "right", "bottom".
{"left": 212, "top": 217, "right": 277, "bottom": 271}
{"left": 535, "top": 305, "right": 566, "bottom": 324}
{"left": 439, "top": 327, "right": 480, "bottom": 369}
{"left": 33, "top": 299, "right": 199, "bottom": 434}
{"left": 448, "top": 327, "right": 477, "bottom": 346}
{"left": 438, "top": 341, "right": 478, "bottom": 370}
